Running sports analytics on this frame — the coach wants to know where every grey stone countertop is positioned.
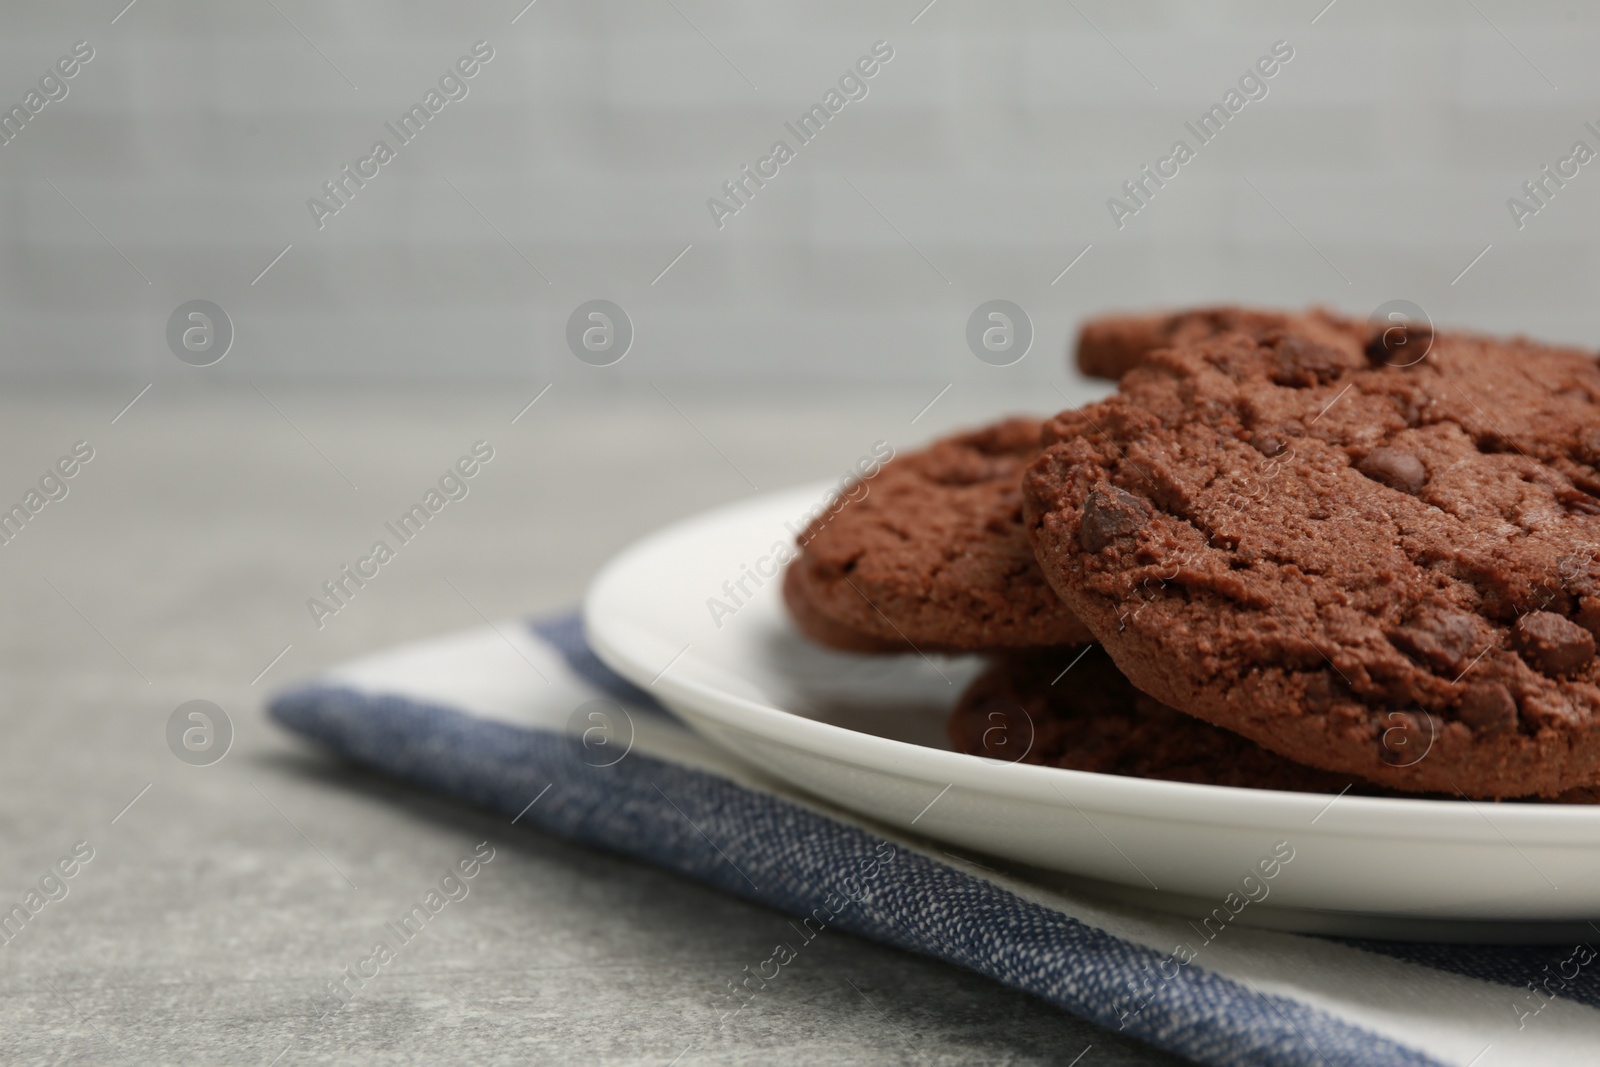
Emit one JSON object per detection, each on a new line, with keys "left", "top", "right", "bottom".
{"left": 0, "top": 380, "right": 1186, "bottom": 1065}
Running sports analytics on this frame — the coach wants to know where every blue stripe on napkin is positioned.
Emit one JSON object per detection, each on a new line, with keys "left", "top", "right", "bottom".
{"left": 269, "top": 674, "right": 1448, "bottom": 1067}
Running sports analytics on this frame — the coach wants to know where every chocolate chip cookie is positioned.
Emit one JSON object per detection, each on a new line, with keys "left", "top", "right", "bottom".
{"left": 1075, "top": 305, "right": 1367, "bottom": 380}
{"left": 948, "top": 649, "right": 1366, "bottom": 792}
{"left": 951, "top": 651, "right": 1600, "bottom": 802}
{"left": 1025, "top": 326, "right": 1600, "bottom": 798}
{"left": 784, "top": 418, "right": 1094, "bottom": 653}
{"left": 780, "top": 563, "right": 908, "bottom": 653}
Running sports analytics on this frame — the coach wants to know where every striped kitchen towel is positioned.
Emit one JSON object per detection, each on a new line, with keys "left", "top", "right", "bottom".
{"left": 268, "top": 612, "right": 1600, "bottom": 1066}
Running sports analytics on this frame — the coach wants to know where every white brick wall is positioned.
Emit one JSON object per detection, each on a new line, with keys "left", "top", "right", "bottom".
{"left": 0, "top": 0, "right": 1596, "bottom": 382}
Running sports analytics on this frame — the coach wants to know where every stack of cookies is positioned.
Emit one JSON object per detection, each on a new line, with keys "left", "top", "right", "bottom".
{"left": 783, "top": 307, "right": 1600, "bottom": 802}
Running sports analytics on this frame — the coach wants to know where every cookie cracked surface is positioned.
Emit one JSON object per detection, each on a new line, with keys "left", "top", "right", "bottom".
{"left": 1025, "top": 327, "right": 1600, "bottom": 798}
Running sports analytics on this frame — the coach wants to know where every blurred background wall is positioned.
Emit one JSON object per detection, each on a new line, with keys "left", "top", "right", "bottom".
{"left": 0, "top": 0, "right": 1594, "bottom": 384}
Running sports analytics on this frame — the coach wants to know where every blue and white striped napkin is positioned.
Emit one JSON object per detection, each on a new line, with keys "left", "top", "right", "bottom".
{"left": 268, "top": 613, "right": 1600, "bottom": 1066}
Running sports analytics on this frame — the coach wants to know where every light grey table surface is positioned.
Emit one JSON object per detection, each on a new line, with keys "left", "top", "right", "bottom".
{"left": 0, "top": 379, "right": 1187, "bottom": 1066}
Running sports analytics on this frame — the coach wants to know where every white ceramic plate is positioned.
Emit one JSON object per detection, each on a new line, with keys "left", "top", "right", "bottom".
{"left": 585, "top": 485, "right": 1600, "bottom": 938}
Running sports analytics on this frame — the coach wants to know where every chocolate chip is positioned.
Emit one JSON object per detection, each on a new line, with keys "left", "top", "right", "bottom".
{"left": 1303, "top": 671, "right": 1350, "bottom": 713}
{"left": 1366, "top": 322, "right": 1434, "bottom": 367}
{"left": 1378, "top": 711, "right": 1436, "bottom": 766}
{"left": 1252, "top": 430, "right": 1288, "bottom": 457}
{"left": 1358, "top": 447, "right": 1427, "bottom": 495}
{"left": 1458, "top": 683, "right": 1518, "bottom": 735}
{"left": 1078, "top": 485, "right": 1153, "bottom": 553}
{"left": 1514, "top": 611, "right": 1596, "bottom": 676}
{"left": 1269, "top": 335, "right": 1348, "bottom": 388}
{"left": 1389, "top": 607, "right": 1484, "bottom": 675}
